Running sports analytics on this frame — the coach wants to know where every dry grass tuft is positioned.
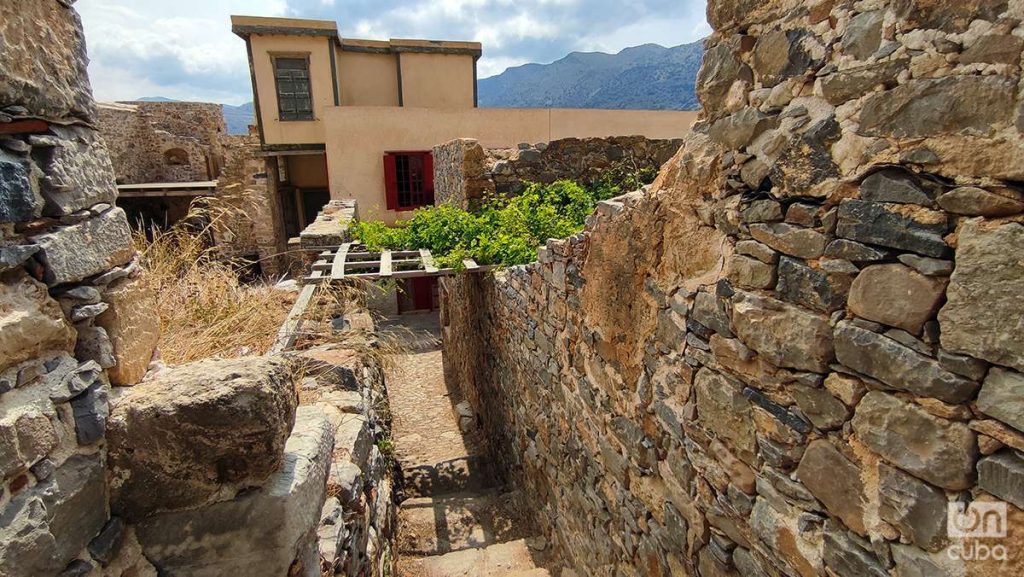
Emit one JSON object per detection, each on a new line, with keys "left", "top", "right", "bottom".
{"left": 135, "top": 200, "right": 296, "bottom": 365}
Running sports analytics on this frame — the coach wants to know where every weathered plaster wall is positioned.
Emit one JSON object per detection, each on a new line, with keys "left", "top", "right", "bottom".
{"left": 442, "top": 1, "right": 1024, "bottom": 576}
{"left": 433, "top": 136, "right": 683, "bottom": 209}
{"left": 324, "top": 106, "right": 699, "bottom": 223}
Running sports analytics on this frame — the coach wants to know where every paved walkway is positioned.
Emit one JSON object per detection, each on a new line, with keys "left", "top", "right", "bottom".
{"left": 379, "top": 312, "right": 556, "bottom": 577}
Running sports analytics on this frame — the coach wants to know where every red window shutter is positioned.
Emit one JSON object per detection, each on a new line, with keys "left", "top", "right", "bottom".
{"left": 421, "top": 151, "right": 435, "bottom": 205}
{"left": 383, "top": 153, "right": 398, "bottom": 210}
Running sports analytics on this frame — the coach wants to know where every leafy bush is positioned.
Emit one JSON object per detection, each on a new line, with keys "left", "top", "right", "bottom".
{"left": 352, "top": 175, "right": 655, "bottom": 268}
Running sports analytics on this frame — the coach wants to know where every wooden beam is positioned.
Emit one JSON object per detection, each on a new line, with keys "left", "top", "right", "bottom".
{"left": 380, "top": 250, "right": 393, "bottom": 277}
{"left": 462, "top": 258, "right": 480, "bottom": 271}
{"left": 420, "top": 249, "right": 439, "bottom": 273}
{"left": 330, "top": 242, "right": 351, "bottom": 279}
{"left": 269, "top": 270, "right": 322, "bottom": 354}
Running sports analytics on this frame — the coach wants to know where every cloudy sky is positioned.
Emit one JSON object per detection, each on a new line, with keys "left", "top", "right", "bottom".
{"left": 77, "top": 0, "right": 710, "bottom": 105}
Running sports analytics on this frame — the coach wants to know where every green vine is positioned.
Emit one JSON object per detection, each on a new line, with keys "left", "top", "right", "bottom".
{"left": 352, "top": 174, "right": 655, "bottom": 268}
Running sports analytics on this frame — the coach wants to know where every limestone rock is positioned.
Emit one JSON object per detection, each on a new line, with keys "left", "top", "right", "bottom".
{"left": 939, "top": 220, "right": 1024, "bottom": 371}
{"left": 836, "top": 200, "right": 949, "bottom": 258}
{"left": 796, "top": 440, "right": 868, "bottom": 534}
{"left": 107, "top": 356, "right": 298, "bottom": 521}
{"left": 859, "top": 76, "right": 1017, "bottom": 139}
{"left": 977, "top": 451, "right": 1024, "bottom": 509}
{"left": 878, "top": 464, "right": 948, "bottom": 551}
{"left": 848, "top": 264, "right": 946, "bottom": 334}
{"left": 0, "top": 392, "right": 60, "bottom": 478}
{"left": 775, "top": 256, "right": 851, "bottom": 313}
{"left": 960, "top": 34, "right": 1024, "bottom": 66}
{"left": 709, "top": 107, "right": 777, "bottom": 149}
{"left": 692, "top": 291, "right": 734, "bottom": 337}
{"left": 0, "top": 270, "right": 76, "bottom": 372}
{"left": 852, "top": 391, "right": 977, "bottom": 490}
{"left": 822, "top": 528, "right": 887, "bottom": 577}
{"left": 0, "top": 150, "right": 42, "bottom": 223}
{"left": 695, "top": 368, "right": 757, "bottom": 465}
{"left": 749, "top": 223, "right": 827, "bottom": 259}
{"left": 0, "top": 454, "right": 107, "bottom": 576}
{"left": 859, "top": 169, "right": 932, "bottom": 206}
{"left": 135, "top": 406, "right": 333, "bottom": 577}
{"left": 727, "top": 254, "right": 776, "bottom": 289}
{"left": 732, "top": 291, "right": 833, "bottom": 372}
{"left": 841, "top": 11, "right": 883, "bottom": 60}
{"left": 0, "top": 244, "right": 40, "bottom": 273}
{"left": 697, "top": 43, "right": 753, "bottom": 118}
{"left": 976, "top": 368, "right": 1024, "bottom": 433}
{"left": 754, "top": 29, "right": 820, "bottom": 88}
{"left": 936, "top": 186, "right": 1024, "bottom": 217}
{"left": 95, "top": 274, "right": 159, "bottom": 386}
{"left": 824, "top": 239, "right": 887, "bottom": 262}
{"left": 819, "top": 60, "right": 905, "bottom": 105}
{"left": 0, "top": 0, "right": 96, "bottom": 120}
{"left": 792, "top": 385, "right": 848, "bottom": 430}
{"left": 735, "top": 240, "right": 777, "bottom": 264}
{"left": 834, "top": 322, "right": 977, "bottom": 404}
{"left": 30, "top": 208, "right": 134, "bottom": 286}
{"left": 31, "top": 126, "right": 118, "bottom": 216}
{"left": 897, "top": 254, "right": 953, "bottom": 277}
{"left": 74, "top": 326, "right": 115, "bottom": 369}
{"left": 891, "top": 544, "right": 965, "bottom": 577}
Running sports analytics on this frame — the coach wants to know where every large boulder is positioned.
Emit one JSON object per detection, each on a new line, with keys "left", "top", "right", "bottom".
{"left": 135, "top": 406, "right": 333, "bottom": 577}
{"left": 0, "top": 270, "right": 76, "bottom": 372}
{"left": 95, "top": 274, "right": 159, "bottom": 386}
{"left": 107, "top": 356, "right": 298, "bottom": 521}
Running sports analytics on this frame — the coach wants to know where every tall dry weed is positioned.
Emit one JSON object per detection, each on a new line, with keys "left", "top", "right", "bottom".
{"left": 134, "top": 199, "right": 296, "bottom": 365}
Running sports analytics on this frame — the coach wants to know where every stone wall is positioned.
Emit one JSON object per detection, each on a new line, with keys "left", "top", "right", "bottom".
{"left": 433, "top": 136, "right": 683, "bottom": 208}
{"left": 97, "top": 101, "right": 226, "bottom": 185}
{"left": 0, "top": 1, "right": 160, "bottom": 575}
{"left": 212, "top": 133, "right": 287, "bottom": 277}
{"left": 442, "top": 1, "right": 1024, "bottom": 576}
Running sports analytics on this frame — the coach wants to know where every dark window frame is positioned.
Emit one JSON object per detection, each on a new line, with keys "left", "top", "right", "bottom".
{"left": 383, "top": 151, "right": 434, "bottom": 211}
{"left": 272, "top": 54, "right": 314, "bottom": 122}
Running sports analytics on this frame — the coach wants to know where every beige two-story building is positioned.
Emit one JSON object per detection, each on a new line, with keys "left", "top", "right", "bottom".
{"left": 232, "top": 15, "right": 697, "bottom": 234}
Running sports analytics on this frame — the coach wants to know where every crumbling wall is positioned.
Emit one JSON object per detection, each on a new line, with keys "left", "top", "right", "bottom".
{"left": 0, "top": 1, "right": 160, "bottom": 575}
{"left": 97, "top": 101, "right": 226, "bottom": 185}
{"left": 213, "top": 133, "right": 287, "bottom": 277}
{"left": 433, "top": 135, "right": 683, "bottom": 208}
{"left": 442, "top": 1, "right": 1024, "bottom": 576}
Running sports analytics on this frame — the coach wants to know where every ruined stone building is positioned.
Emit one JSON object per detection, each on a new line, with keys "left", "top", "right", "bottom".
{"left": 97, "top": 101, "right": 286, "bottom": 276}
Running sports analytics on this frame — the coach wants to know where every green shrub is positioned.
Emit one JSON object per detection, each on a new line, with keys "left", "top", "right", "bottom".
{"left": 352, "top": 174, "right": 656, "bottom": 268}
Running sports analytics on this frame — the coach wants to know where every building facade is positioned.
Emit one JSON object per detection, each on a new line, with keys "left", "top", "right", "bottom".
{"left": 232, "top": 15, "right": 699, "bottom": 230}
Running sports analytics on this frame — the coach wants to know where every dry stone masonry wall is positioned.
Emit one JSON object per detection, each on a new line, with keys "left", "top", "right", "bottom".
{"left": 442, "top": 1, "right": 1024, "bottom": 576}
{"left": 0, "top": 1, "right": 160, "bottom": 575}
{"left": 433, "top": 136, "right": 683, "bottom": 209}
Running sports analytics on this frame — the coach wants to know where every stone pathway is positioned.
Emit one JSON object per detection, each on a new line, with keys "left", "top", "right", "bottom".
{"left": 380, "top": 313, "right": 555, "bottom": 577}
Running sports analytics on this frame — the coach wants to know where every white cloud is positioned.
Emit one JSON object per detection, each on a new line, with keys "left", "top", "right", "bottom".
{"left": 76, "top": 0, "right": 709, "bottom": 104}
{"left": 78, "top": 0, "right": 287, "bottom": 103}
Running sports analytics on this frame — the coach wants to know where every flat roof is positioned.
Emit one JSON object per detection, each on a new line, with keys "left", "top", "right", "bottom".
{"left": 232, "top": 14, "right": 481, "bottom": 57}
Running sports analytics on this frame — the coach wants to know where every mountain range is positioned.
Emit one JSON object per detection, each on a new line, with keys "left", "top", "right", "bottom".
{"left": 137, "top": 40, "right": 704, "bottom": 134}
{"left": 477, "top": 41, "right": 704, "bottom": 110}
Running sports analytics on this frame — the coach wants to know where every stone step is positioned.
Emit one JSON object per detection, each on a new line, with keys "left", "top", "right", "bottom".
{"left": 399, "top": 537, "right": 551, "bottom": 577}
{"left": 401, "top": 454, "right": 499, "bottom": 498}
{"left": 399, "top": 489, "right": 533, "bottom": 556}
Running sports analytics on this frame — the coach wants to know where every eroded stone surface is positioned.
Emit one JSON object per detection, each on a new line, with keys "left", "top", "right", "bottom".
{"left": 95, "top": 274, "right": 159, "bottom": 386}
{"left": 848, "top": 264, "right": 947, "bottom": 334}
{"left": 852, "top": 391, "right": 976, "bottom": 490}
{"left": 0, "top": 270, "right": 76, "bottom": 372}
{"left": 30, "top": 207, "right": 134, "bottom": 286}
{"left": 732, "top": 291, "right": 833, "bottom": 372}
{"left": 107, "top": 356, "right": 297, "bottom": 521}
{"left": 939, "top": 220, "right": 1024, "bottom": 371}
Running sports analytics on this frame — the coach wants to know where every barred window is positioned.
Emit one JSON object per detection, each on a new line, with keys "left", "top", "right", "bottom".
{"left": 274, "top": 57, "right": 313, "bottom": 121}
